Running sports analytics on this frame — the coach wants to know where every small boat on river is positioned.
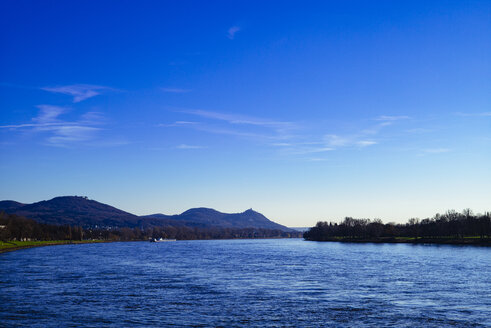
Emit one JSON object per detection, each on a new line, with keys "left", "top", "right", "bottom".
{"left": 150, "top": 237, "right": 176, "bottom": 242}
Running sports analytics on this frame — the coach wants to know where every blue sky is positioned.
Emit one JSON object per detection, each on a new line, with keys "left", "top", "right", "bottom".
{"left": 1, "top": 0, "right": 490, "bottom": 226}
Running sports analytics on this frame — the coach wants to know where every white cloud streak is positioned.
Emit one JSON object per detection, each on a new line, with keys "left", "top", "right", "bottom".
{"left": 324, "top": 134, "right": 377, "bottom": 149}
{"left": 158, "top": 121, "right": 199, "bottom": 127}
{"left": 162, "top": 88, "right": 191, "bottom": 93}
{"left": 41, "top": 84, "right": 114, "bottom": 102}
{"left": 423, "top": 148, "right": 451, "bottom": 154}
{"left": 0, "top": 105, "right": 107, "bottom": 147}
{"left": 287, "top": 146, "right": 335, "bottom": 155}
{"left": 180, "top": 109, "right": 294, "bottom": 129}
{"left": 193, "top": 126, "right": 274, "bottom": 140}
{"left": 455, "top": 112, "right": 491, "bottom": 117}
{"left": 406, "top": 128, "right": 433, "bottom": 134}
{"left": 325, "top": 134, "right": 350, "bottom": 147}
{"left": 362, "top": 114, "right": 410, "bottom": 135}
{"left": 171, "top": 109, "right": 300, "bottom": 144}
{"left": 176, "top": 144, "right": 206, "bottom": 149}
{"left": 227, "top": 26, "right": 241, "bottom": 40}
{"left": 356, "top": 140, "right": 377, "bottom": 147}
{"left": 34, "top": 105, "right": 66, "bottom": 123}
{"left": 160, "top": 109, "right": 416, "bottom": 160}
{"left": 375, "top": 115, "right": 410, "bottom": 121}
{"left": 46, "top": 126, "right": 101, "bottom": 145}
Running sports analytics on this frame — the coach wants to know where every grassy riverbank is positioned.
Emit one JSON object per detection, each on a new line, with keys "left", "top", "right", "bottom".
{"left": 0, "top": 240, "right": 110, "bottom": 253}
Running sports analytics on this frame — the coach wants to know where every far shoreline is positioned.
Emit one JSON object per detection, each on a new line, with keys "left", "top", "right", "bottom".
{"left": 0, "top": 237, "right": 303, "bottom": 254}
{"left": 2, "top": 236, "right": 489, "bottom": 254}
{"left": 0, "top": 240, "right": 119, "bottom": 254}
{"left": 304, "top": 237, "right": 491, "bottom": 247}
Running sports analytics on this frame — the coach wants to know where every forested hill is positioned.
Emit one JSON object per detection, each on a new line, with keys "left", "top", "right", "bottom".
{"left": 0, "top": 196, "right": 292, "bottom": 231}
{"left": 0, "top": 196, "right": 143, "bottom": 227}
{"left": 0, "top": 201, "right": 25, "bottom": 212}
{"left": 142, "top": 208, "right": 291, "bottom": 231}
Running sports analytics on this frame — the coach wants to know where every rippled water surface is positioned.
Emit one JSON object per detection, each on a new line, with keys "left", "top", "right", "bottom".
{"left": 1, "top": 239, "right": 490, "bottom": 327}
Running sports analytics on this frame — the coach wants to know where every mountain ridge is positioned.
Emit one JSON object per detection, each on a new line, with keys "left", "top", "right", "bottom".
{"left": 0, "top": 196, "right": 292, "bottom": 231}
{"left": 143, "top": 207, "right": 288, "bottom": 230}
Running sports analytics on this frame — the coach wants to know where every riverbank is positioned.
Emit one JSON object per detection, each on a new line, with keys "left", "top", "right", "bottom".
{"left": 304, "top": 236, "right": 491, "bottom": 246}
{"left": 1, "top": 237, "right": 302, "bottom": 254}
{"left": 0, "top": 240, "right": 112, "bottom": 254}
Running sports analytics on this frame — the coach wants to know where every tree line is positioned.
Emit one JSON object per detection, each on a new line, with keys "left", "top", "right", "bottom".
{"left": 303, "top": 209, "right": 490, "bottom": 242}
{"left": 0, "top": 212, "right": 301, "bottom": 241}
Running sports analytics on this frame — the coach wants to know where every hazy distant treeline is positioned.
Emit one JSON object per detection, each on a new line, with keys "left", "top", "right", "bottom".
{"left": 95, "top": 225, "right": 301, "bottom": 240}
{"left": 304, "top": 209, "right": 491, "bottom": 241}
{"left": 0, "top": 212, "right": 301, "bottom": 241}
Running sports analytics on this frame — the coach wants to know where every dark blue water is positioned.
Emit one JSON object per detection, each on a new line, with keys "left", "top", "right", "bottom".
{"left": 1, "top": 239, "right": 490, "bottom": 327}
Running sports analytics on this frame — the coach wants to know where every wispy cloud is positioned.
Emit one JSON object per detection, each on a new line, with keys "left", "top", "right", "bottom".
{"left": 171, "top": 109, "right": 299, "bottom": 143}
{"left": 271, "top": 140, "right": 333, "bottom": 158}
{"left": 455, "top": 112, "right": 491, "bottom": 117}
{"left": 406, "top": 128, "right": 433, "bottom": 134}
{"left": 307, "top": 157, "right": 330, "bottom": 162}
{"left": 80, "top": 111, "right": 106, "bottom": 125}
{"left": 180, "top": 109, "right": 294, "bottom": 129}
{"left": 356, "top": 140, "right": 377, "bottom": 147}
{"left": 176, "top": 144, "right": 206, "bottom": 150}
{"left": 361, "top": 114, "right": 410, "bottom": 135}
{"left": 227, "top": 26, "right": 241, "bottom": 40}
{"left": 162, "top": 87, "right": 191, "bottom": 93}
{"left": 41, "top": 84, "right": 114, "bottom": 102}
{"left": 193, "top": 126, "right": 274, "bottom": 140}
{"left": 0, "top": 105, "right": 108, "bottom": 147}
{"left": 271, "top": 142, "right": 293, "bottom": 147}
{"left": 287, "top": 146, "right": 335, "bottom": 155}
{"left": 325, "top": 134, "right": 350, "bottom": 147}
{"left": 273, "top": 134, "right": 375, "bottom": 157}
{"left": 46, "top": 126, "right": 101, "bottom": 145}
{"left": 0, "top": 105, "right": 68, "bottom": 129}
{"left": 423, "top": 148, "right": 451, "bottom": 154}
{"left": 160, "top": 109, "right": 415, "bottom": 160}
{"left": 324, "top": 134, "right": 377, "bottom": 149}
{"left": 375, "top": 115, "right": 410, "bottom": 121}
{"left": 158, "top": 121, "right": 199, "bottom": 127}
{"left": 34, "top": 105, "right": 66, "bottom": 123}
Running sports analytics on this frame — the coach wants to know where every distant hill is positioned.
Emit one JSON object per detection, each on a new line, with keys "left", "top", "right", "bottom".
{"left": 289, "top": 227, "right": 310, "bottom": 232}
{"left": 0, "top": 196, "right": 148, "bottom": 227}
{"left": 143, "top": 207, "right": 291, "bottom": 231}
{"left": 0, "top": 200, "right": 25, "bottom": 212}
{"left": 0, "top": 196, "right": 292, "bottom": 231}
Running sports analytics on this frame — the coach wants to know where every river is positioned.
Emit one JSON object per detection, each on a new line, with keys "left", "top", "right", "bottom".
{"left": 1, "top": 239, "right": 489, "bottom": 327}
